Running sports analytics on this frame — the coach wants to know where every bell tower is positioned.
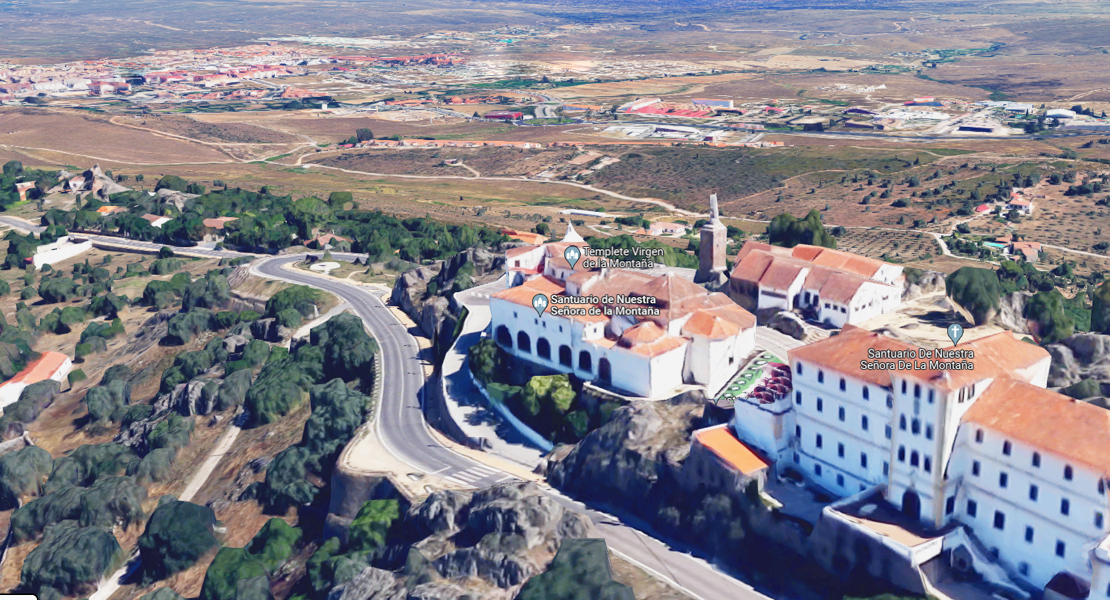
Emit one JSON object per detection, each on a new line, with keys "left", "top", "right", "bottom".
{"left": 696, "top": 194, "right": 728, "bottom": 284}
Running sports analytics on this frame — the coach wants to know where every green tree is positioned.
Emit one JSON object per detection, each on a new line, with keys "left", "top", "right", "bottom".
{"left": 767, "top": 210, "right": 836, "bottom": 249}
{"left": 946, "top": 267, "right": 1001, "bottom": 326}
{"left": 347, "top": 499, "right": 401, "bottom": 553}
{"left": 355, "top": 128, "right": 374, "bottom": 142}
{"left": 1093, "top": 281, "right": 1110, "bottom": 334}
{"left": 139, "top": 499, "right": 219, "bottom": 582}
{"left": 1025, "top": 289, "right": 1075, "bottom": 343}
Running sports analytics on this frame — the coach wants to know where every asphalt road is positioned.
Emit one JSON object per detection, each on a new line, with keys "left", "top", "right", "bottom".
{"left": 252, "top": 255, "right": 774, "bottom": 600}
{"left": 252, "top": 254, "right": 513, "bottom": 489}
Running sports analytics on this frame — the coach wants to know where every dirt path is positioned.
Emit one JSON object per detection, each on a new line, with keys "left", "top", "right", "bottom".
{"left": 0, "top": 143, "right": 237, "bottom": 166}
{"left": 88, "top": 421, "right": 243, "bottom": 600}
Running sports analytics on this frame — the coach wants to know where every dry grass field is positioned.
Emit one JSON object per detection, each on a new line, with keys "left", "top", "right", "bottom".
{"left": 0, "top": 110, "right": 233, "bottom": 165}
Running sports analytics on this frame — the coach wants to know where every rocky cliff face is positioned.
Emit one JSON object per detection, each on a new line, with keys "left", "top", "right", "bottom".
{"left": 1046, "top": 334, "right": 1110, "bottom": 402}
{"left": 390, "top": 246, "right": 509, "bottom": 359}
{"left": 328, "top": 482, "right": 595, "bottom": 600}
{"left": 901, "top": 270, "right": 946, "bottom": 302}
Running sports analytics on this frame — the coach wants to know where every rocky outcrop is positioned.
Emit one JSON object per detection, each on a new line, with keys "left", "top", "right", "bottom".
{"left": 766, "top": 311, "right": 806, "bottom": 340}
{"left": 251, "top": 318, "right": 291, "bottom": 343}
{"left": 993, "top": 291, "right": 1032, "bottom": 334}
{"left": 902, "top": 270, "right": 946, "bottom": 301}
{"left": 390, "top": 246, "right": 508, "bottom": 359}
{"left": 154, "top": 380, "right": 216, "bottom": 417}
{"left": 1047, "top": 333, "right": 1110, "bottom": 390}
{"left": 328, "top": 482, "right": 596, "bottom": 600}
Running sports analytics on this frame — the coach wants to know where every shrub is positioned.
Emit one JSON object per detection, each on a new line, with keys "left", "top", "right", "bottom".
{"left": 88, "top": 293, "right": 126, "bottom": 318}
{"left": 247, "top": 518, "right": 303, "bottom": 571}
{"left": 946, "top": 267, "right": 1001, "bottom": 326}
{"left": 182, "top": 272, "right": 231, "bottom": 311}
{"left": 38, "top": 277, "right": 79, "bottom": 303}
{"left": 80, "top": 318, "right": 124, "bottom": 343}
{"left": 46, "top": 443, "right": 139, "bottom": 491}
{"left": 85, "top": 379, "right": 132, "bottom": 424}
{"left": 767, "top": 210, "right": 836, "bottom": 249}
{"left": 159, "top": 246, "right": 176, "bottom": 259}
{"left": 0, "top": 279, "right": 9, "bottom": 296}
{"left": 264, "top": 447, "right": 318, "bottom": 512}
{"left": 133, "top": 447, "right": 176, "bottom": 484}
{"left": 165, "top": 309, "right": 215, "bottom": 345}
{"left": 308, "top": 313, "right": 378, "bottom": 383}
{"left": 265, "top": 285, "right": 320, "bottom": 318}
{"left": 1025, "top": 289, "right": 1075, "bottom": 344}
{"left": 176, "top": 349, "right": 216, "bottom": 378}
{"left": 245, "top": 359, "right": 313, "bottom": 426}
{"left": 149, "top": 414, "right": 194, "bottom": 453}
{"left": 150, "top": 258, "right": 183, "bottom": 275}
{"left": 1, "top": 380, "right": 59, "bottom": 427}
{"left": 139, "top": 499, "right": 219, "bottom": 582}
{"left": 200, "top": 547, "right": 269, "bottom": 600}
{"left": 76, "top": 476, "right": 147, "bottom": 529}
{"left": 0, "top": 446, "right": 53, "bottom": 509}
{"left": 20, "top": 521, "right": 123, "bottom": 600}
{"left": 242, "top": 340, "right": 271, "bottom": 367}
{"left": 67, "top": 369, "right": 86, "bottom": 386}
{"left": 155, "top": 175, "right": 188, "bottom": 192}
{"left": 347, "top": 499, "right": 400, "bottom": 554}
{"left": 19, "top": 286, "right": 34, "bottom": 301}
{"left": 301, "top": 379, "right": 369, "bottom": 473}
{"left": 276, "top": 307, "right": 302, "bottom": 329}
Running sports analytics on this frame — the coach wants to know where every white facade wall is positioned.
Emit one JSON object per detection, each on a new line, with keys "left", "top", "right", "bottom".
{"left": 790, "top": 358, "right": 896, "bottom": 495}
{"left": 874, "top": 264, "right": 905, "bottom": 287}
{"left": 32, "top": 239, "right": 92, "bottom": 268}
{"left": 606, "top": 343, "right": 685, "bottom": 397}
{"left": 949, "top": 425, "right": 1110, "bottom": 588}
{"left": 757, "top": 270, "right": 806, "bottom": 312}
{"left": 732, "top": 392, "right": 795, "bottom": 462}
{"left": 490, "top": 297, "right": 673, "bottom": 395}
{"left": 685, "top": 327, "right": 756, "bottom": 396}
{"left": 887, "top": 375, "right": 951, "bottom": 526}
{"left": 0, "top": 382, "right": 27, "bottom": 411}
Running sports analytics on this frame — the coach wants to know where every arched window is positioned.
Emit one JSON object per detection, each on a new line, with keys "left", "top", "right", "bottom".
{"left": 495, "top": 325, "right": 513, "bottom": 348}
{"left": 578, "top": 351, "right": 592, "bottom": 373}
{"left": 537, "top": 338, "right": 551, "bottom": 360}
{"left": 900, "top": 415, "right": 907, "bottom": 430}
{"left": 862, "top": 387, "right": 870, "bottom": 401}
{"left": 517, "top": 331, "right": 531, "bottom": 354}
{"left": 910, "top": 451, "right": 920, "bottom": 467}
{"left": 559, "top": 345, "right": 572, "bottom": 367}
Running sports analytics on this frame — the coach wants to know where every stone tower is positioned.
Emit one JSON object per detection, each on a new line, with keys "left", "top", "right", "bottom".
{"left": 696, "top": 194, "right": 728, "bottom": 284}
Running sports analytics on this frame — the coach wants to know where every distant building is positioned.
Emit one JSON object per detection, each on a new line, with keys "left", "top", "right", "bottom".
{"left": 141, "top": 214, "right": 172, "bottom": 228}
{"left": 1006, "top": 198, "right": 1034, "bottom": 215}
{"left": 648, "top": 222, "right": 688, "bottom": 236}
{"left": 484, "top": 111, "right": 523, "bottom": 120}
{"left": 202, "top": 216, "right": 239, "bottom": 230}
{"left": 1047, "top": 109, "right": 1077, "bottom": 119}
{"left": 31, "top": 235, "right": 92, "bottom": 268}
{"left": 500, "top": 229, "right": 547, "bottom": 245}
{"left": 1010, "top": 241, "right": 1042, "bottom": 262}
{"left": 0, "top": 351, "right": 72, "bottom": 411}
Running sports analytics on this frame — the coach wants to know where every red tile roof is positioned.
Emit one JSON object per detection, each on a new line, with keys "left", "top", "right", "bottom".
{"left": 682, "top": 310, "right": 741, "bottom": 339}
{"left": 963, "top": 379, "right": 1110, "bottom": 475}
{"left": 0, "top": 351, "right": 69, "bottom": 389}
{"left": 616, "top": 322, "right": 687, "bottom": 357}
{"left": 695, "top": 425, "right": 770, "bottom": 475}
{"left": 791, "top": 326, "right": 1050, "bottom": 391}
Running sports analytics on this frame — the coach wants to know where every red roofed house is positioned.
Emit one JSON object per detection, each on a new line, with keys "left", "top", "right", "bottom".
{"left": 683, "top": 424, "right": 770, "bottom": 494}
{"left": 1006, "top": 197, "right": 1034, "bottom": 215}
{"left": 490, "top": 223, "right": 756, "bottom": 397}
{"left": 729, "top": 241, "right": 903, "bottom": 327}
{"left": 0, "top": 351, "right": 72, "bottom": 410}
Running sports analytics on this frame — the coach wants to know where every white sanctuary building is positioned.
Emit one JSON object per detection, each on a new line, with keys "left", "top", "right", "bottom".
{"left": 730, "top": 324, "right": 1110, "bottom": 591}
{"left": 489, "top": 225, "right": 756, "bottom": 398}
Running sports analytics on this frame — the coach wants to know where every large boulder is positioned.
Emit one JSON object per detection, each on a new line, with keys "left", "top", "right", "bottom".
{"left": 251, "top": 318, "right": 290, "bottom": 343}
{"left": 1047, "top": 333, "right": 1110, "bottom": 389}
{"left": 155, "top": 380, "right": 216, "bottom": 416}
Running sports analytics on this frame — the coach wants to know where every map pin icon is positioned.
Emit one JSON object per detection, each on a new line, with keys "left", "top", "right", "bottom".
{"left": 947, "top": 323, "right": 964, "bottom": 346}
{"left": 532, "top": 293, "right": 549, "bottom": 317}
{"left": 564, "top": 246, "right": 581, "bottom": 270}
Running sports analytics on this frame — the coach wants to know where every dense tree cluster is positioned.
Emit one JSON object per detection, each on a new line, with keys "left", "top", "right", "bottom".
{"left": 767, "top": 210, "right": 837, "bottom": 249}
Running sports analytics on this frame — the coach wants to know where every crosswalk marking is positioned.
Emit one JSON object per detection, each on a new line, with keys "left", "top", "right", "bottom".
{"left": 441, "top": 464, "right": 509, "bottom": 488}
